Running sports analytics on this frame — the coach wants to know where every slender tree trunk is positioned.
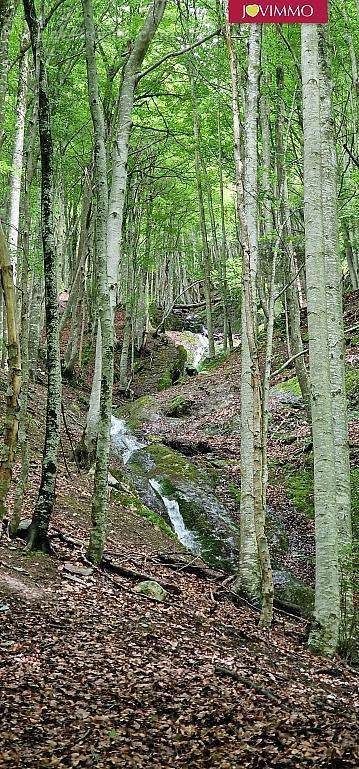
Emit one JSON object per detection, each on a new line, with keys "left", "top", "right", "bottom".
{"left": 82, "top": 0, "right": 167, "bottom": 454}
{"left": 7, "top": 31, "right": 29, "bottom": 287}
{"left": 0, "top": 222, "right": 21, "bottom": 519}
{"left": 28, "top": 272, "right": 43, "bottom": 380}
{"left": 275, "top": 66, "right": 311, "bottom": 419}
{"left": 24, "top": 0, "right": 62, "bottom": 552}
{"left": 82, "top": 0, "right": 114, "bottom": 564}
{"left": 11, "top": 80, "right": 38, "bottom": 532}
{"left": 301, "top": 23, "right": 340, "bottom": 655}
{"left": 0, "top": 0, "right": 14, "bottom": 150}
{"left": 225, "top": 21, "right": 273, "bottom": 625}
{"left": 343, "top": 222, "right": 359, "bottom": 290}
{"left": 190, "top": 75, "right": 215, "bottom": 359}
{"left": 218, "top": 108, "right": 230, "bottom": 352}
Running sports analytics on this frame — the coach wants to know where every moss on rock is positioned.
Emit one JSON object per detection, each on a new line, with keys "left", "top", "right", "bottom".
{"left": 285, "top": 467, "right": 314, "bottom": 519}
{"left": 134, "top": 580, "right": 167, "bottom": 602}
{"left": 273, "top": 570, "right": 314, "bottom": 617}
{"left": 115, "top": 395, "right": 157, "bottom": 430}
{"left": 164, "top": 395, "right": 192, "bottom": 417}
{"left": 111, "top": 481, "right": 176, "bottom": 539}
{"left": 276, "top": 376, "right": 302, "bottom": 397}
{"left": 138, "top": 442, "right": 197, "bottom": 482}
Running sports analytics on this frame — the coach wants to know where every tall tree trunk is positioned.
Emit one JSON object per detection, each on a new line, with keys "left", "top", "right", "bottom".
{"left": 190, "top": 75, "right": 215, "bottom": 359}
{"left": 275, "top": 66, "right": 311, "bottom": 420}
{"left": 28, "top": 272, "right": 43, "bottom": 380}
{"left": 11, "top": 81, "right": 38, "bottom": 532}
{"left": 318, "top": 27, "right": 353, "bottom": 627}
{"left": 0, "top": 222, "right": 21, "bottom": 519}
{"left": 217, "top": 107, "right": 230, "bottom": 352}
{"left": 24, "top": 0, "right": 62, "bottom": 552}
{"left": 0, "top": 0, "right": 15, "bottom": 150}
{"left": 7, "top": 30, "right": 29, "bottom": 287}
{"left": 343, "top": 221, "right": 359, "bottom": 290}
{"left": 225, "top": 21, "right": 273, "bottom": 626}
{"left": 301, "top": 23, "right": 340, "bottom": 655}
{"left": 82, "top": 0, "right": 114, "bottom": 564}
{"left": 82, "top": 0, "right": 167, "bottom": 457}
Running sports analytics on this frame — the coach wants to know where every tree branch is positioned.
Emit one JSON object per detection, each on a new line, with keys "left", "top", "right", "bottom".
{"left": 137, "top": 29, "right": 220, "bottom": 82}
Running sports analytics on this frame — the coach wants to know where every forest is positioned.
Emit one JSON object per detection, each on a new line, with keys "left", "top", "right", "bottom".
{"left": 0, "top": 0, "right": 358, "bottom": 766}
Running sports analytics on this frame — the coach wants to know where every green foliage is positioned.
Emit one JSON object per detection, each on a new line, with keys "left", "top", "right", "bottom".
{"left": 228, "top": 483, "right": 241, "bottom": 507}
{"left": 157, "top": 371, "right": 172, "bottom": 391}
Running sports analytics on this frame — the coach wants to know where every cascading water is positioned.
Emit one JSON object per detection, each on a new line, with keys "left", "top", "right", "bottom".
{"left": 110, "top": 416, "right": 145, "bottom": 464}
{"left": 111, "top": 415, "right": 239, "bottom": 568}
{"left": 149, "top": 479, "right": 200, "bottom": 552}
{"left": 192, "top": 330, "right": 209, "bottom": 368}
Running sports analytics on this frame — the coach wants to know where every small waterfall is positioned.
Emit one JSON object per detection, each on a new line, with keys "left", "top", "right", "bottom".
{"left": 192, "top": 331, "right": 209, "bottom": 368}
{"left": 149, "top": 479, "right": 200, "bottom": 552}
{"left": 111, "top": 416, "right": 145, "bottom": 464}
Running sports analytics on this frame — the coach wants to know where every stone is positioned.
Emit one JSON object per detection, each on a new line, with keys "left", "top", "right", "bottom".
{"left": 108, "top": 472, "right": 120, "bottom": 488}
{"left": 18, "top": 518, "right": 32, "bottom": 532}
{"left": 273, "top": 569, "right": 314, "bottom": 617}
{"left": 134, "top": 580, "right": 167, "bottom": 602}
{"left": 164, "top": 395, "right": 192, "bottom": 418}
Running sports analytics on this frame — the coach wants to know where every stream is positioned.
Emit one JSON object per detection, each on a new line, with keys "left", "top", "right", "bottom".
{"left": 110, "top": 331, "right": 315, "bottom": 611}
{"left": 110, "top": 330, "right": 239, "bottom": 570}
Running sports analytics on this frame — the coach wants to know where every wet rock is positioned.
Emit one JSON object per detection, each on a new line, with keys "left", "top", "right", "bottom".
{"left": 127, "top": 442, "right": 239, "bottom": 570}
{"left": 134, "top": 580, "right": 167, "bottom": 602}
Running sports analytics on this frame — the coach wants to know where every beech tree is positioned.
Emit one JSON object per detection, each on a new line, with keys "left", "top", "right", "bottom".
{"left": 0, "top": 0, "right": 357, "bottom": 656}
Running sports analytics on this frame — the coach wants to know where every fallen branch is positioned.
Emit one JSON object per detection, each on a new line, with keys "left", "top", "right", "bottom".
{"left": 101, "top": 557, "right": 181, "bottom": 594}
{"left": 153, "top": 279, "right": 205, "bottom": 336}
{"left": 49, "top": 530, "right": 84, "bottom": 548}
{"left": 214, "top": 664, "right": 280, "bottom": 704}
{"left": 154, "top": 553, "right": 220, "bottom": 580}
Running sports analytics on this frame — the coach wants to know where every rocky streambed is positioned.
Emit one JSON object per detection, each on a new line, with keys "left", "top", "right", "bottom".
{"left": 109, "top": 330, "right": 315, "bottom": 615}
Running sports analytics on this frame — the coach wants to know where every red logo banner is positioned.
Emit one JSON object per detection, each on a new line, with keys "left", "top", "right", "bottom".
{"left": 228, "top": 0, "right": 328, "bottom": 23}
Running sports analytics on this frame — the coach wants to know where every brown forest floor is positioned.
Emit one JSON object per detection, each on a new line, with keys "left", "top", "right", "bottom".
{"left": 0, "top": 292, "right": 358, "bottom": 768}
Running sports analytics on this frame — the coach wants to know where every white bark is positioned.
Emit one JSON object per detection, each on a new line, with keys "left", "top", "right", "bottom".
{"left": 301, "top": 24, "right": 340, "bottom": 655}
{"left": 240, "top": 25, "right": 262, "bottom": 598}
{"left": 318, "top": 27, "right": 352, "bottom": 609}
{"left": 8, "top": 36, "right": 29, "bottom": 285}
{"left": 83, "top": 0, "right": 167, "bottom": 454}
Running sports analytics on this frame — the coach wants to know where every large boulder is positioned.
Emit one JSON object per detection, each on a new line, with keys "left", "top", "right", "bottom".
{"left": 128, "top": 334, "right": 187, "bottom": 397}
{"left": 164, "top": 395, "right": 193, "bottom": 417}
